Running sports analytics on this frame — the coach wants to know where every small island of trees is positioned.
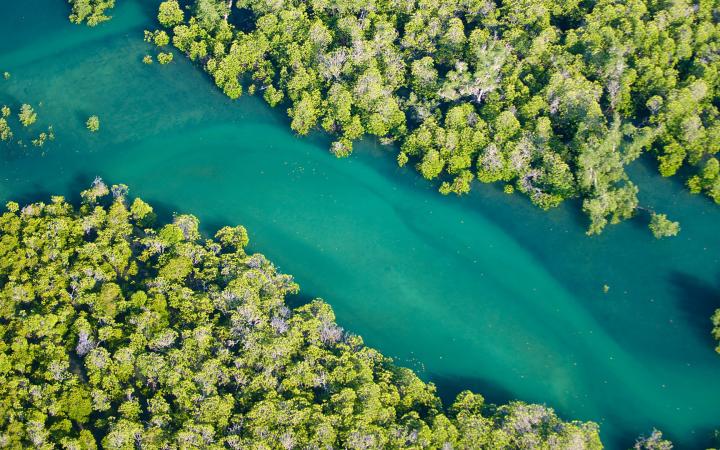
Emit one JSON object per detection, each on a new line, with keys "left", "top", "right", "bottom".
{"left": 18, "top": 104, "right": 37, "bottom": 127}
{"left": 86, "top": 115, "right": 100, "bottom": 132}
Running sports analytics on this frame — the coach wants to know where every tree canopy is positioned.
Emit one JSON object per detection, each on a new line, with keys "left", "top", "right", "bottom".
{"left": 67, "top": 0, "right": 116, "bottom": 26}
{"left": 86, "top": 115, "right": 100, "bottom": 132}
{"left": 648, "top": 213, "right": 680, "bottom": 239}
{"left": 0, "top": 180, "right": 604, "bottom": 449}
{"left": 18, "top": 104, "right": 37, "bottom": 127}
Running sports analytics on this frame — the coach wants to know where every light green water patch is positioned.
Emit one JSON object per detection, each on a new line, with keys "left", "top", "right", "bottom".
{"left": 1, "top": 1, "right": 719, "bottom": 447}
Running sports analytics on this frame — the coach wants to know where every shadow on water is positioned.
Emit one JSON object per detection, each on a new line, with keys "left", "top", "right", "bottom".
{"left": 285, "top": 291, "right": 317, "bottom": 310}
{"left": 7, "top": 174, "right": 190, "bottom": 231}
{"left": 199, "top": 218, "right": 232, "bottom": 238}
{"left": 606, "top": 416, "right": 716, "bottom": 450}
{"left": 632, "top": 151, "right": 707, "bottom": 196}
{"left": 120, "top": 0, "right": 193, "bottom": 25}
{"left": 428, "top": 372, "right": 711, "bottom": 450}
{"left": 601, "top": 410, "right": 652, "bottom": 450}
{"left": 629, "top": 206, "right": 653, "bottom": 233}
{"left": 351, "top": 136, "right": 595, "bottom": 245}
{"left": 429, "top": 373, "right": 516, "bottom": 409}
{"left": 687, "top": 426, "right": 720, "bottom": 450}
{"left": 139, "top": 197, "right": 181, "bottom": 227}
{"left": 7, "top": 186, "right": 54, "bottom": 208}
{"left": 7, "top": 172, "right": 91, "bottom": 207}
{"left": 668, "top": 271, "right": 720, "bottom": 350}
{"left": 132, "top": 0, "right": 163, "bottom": 21}
{"left": 613, "top": 422, "right": 719, "bottom": 450}
{"left": 64, "top": 172, "right": 96, "bottom": 204}
{"left": 73, "top": 109, "right": 94, "bottom": 130}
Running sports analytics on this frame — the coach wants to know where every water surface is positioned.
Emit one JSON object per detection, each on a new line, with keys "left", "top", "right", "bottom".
{"left": 1, "top": 1, "right": 719, "bottom": 447}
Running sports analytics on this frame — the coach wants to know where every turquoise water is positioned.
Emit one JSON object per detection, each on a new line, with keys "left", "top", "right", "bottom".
{"left": 1, "top": 1, "right": 719, "bottom": 447}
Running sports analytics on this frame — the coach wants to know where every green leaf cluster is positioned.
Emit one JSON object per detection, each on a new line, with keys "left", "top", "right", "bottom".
{"left": 18, "top": 104, "right": 37, "bottom": 127}
{"left": 648, "top": 213, "right": 680, "bottom": 239}
{"left": 68, "top": 0, "right": 116, "bottom": 27}
{"left": 86, "top": 115, "right": 100, "bottom": 132}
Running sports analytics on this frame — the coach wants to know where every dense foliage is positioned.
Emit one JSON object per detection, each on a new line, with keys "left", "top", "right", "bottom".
{"left": 0, "top": 106, "right": 12, "bottom": 142}
{"left": 713, "top": 309, "right": 720, "bottom": 353}
{"left": 67, "top": 0, "right": 116, "bottom": 26}
{"left": 647, "top": 213, "right": 680, "bottom": 238}
{"left": 143, "top": 0, "right": 720, "bottom": 235}
{"left": 86, "top": 115, "right": 100, "bottom": 132}
{"left": 19, "top": 104, "right": 37, "bottom": 127}
{"left": 0, "top": 180, "right": 603, "bottom": 449}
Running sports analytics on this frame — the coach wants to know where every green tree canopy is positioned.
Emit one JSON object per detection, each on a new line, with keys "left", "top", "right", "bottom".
{"left": 86, "top": 115, "right": 100, "bottom": 132}
{"left": 648, "top": 213, "right": 681, "bottom": 239}
{"left": 68, "top": 0, "right": 115, "bottom": 26}
{"left": 18, "top": 104, "right": 36, "bottom": 127}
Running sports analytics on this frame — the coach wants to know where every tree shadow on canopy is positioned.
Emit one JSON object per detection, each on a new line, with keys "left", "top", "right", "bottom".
{"left": 668, "top": 270, "right": 720, "bottom": 351}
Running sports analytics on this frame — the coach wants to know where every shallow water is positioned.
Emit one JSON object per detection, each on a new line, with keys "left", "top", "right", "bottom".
{"left": 1, "top": 1, "right": 719, "bottom": 447}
